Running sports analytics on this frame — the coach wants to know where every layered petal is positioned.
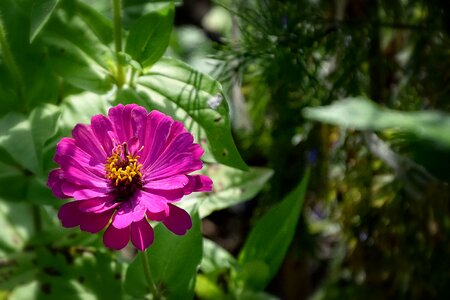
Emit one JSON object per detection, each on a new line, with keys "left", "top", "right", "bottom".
{"left": 48, "top": 169, "right": 70, "bottom": 198}
{"left": 111, "top": 199, "right": 147, "bottom": 229}
{"left": 58, "top": 200, "right": 113, "bottom": 233}
{"left": 184, "top": 175, "right": 213, "bottom": 195}
{"left": 136, "top": 190, "right": 171, "bottom": 213}
{"left": 108, "top": 104, "right": 147, "bottom": 144}
{"left": 162, "top": 204, "right": 192, "bottom": 235}
{"left": 131, "top": 219, "right": 154, "bottom": 251}
{"left": 143, "top": 175, "right": 189, "bottom": 190}
{"left": 79, "top": 210, "right": 114, "bottom": 233}
{"left": 58, "top": 201, "right": 83, "bottom": 228}
{"left": 72, "top": 124, "right": 107, "bottom": 163}
{"left": 103, "top": 224, "right": 130, "bottom": 250}
{"left": 90, "top": 114, "right": 116, "bottom": 154}
{"left": 77, "top": 196, "right": 119, "bottom": 213}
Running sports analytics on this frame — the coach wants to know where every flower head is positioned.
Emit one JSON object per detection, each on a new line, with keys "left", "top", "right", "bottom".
{"left": 48, "top": 104, "right": 212, "bottom": 251}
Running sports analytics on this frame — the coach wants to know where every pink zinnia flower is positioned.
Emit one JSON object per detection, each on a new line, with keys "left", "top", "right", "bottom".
{"left": 47, "top": 104, "right": 212, "bottom": 251}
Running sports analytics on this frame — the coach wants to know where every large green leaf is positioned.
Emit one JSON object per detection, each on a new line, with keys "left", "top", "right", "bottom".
{"left": 0, "top": 105, "right": 60, "bottom": 204}
{"left": 30, "top": 0, "right": 60, "bottom": 42}
{"left": 180, "top": 165, "right": 272, "bottom": 218}
{"left": 125, "top": 211, "right": 203, "bottom": 299}
{"left": 236, "top": 169, "right": 310, "bottom": 291}
{"left": 0, "top": 104, "right": 60, "bottom": 176}
{"left": 58, "top": 92, "right": 110, "bottom": 136}
{"left": 42, "top": 8, "right": 114, "bottom": 94}
{"left": 0, "top": 113, "right": 39, "bottom": 174}
{"left": 0, "top": 201, "right": 35, "bottom": 254}
{"left": 303, "top": 97, "right": 450, "bottom": 147}
{"left": 118, "top": 56, "right": 247, "bottom": 170}
{"left": 125, "top": 3, "right": 174, "bottom": 68}
{"left": 75, "top": 0, "right": 113, "bottom": 44}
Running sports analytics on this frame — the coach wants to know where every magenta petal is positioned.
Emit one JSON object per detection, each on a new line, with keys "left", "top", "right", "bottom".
{"left": 58, "top": 201, "right": 83, "bottom": 228}
{"left": 166, "top": 120, "right": 187, "bottom": 144}
{"left": 142, "top": 188, "right": 184, "bottom": 203}
{"left": 136, "top": 190, "right": 169, "bottom": 213}
{"left": 146, "top": 210, "right": 168, "bottom": 221}
{"left": 48, "top": 169, "right": 70, "bottom": 198}
{"left": 130, "top": 219, "right": 154, "bottom": 251}
{"left": 77, "top": 196, "right": 118, "bottom": 213}
{"left": 147, "top": 153, "right": 202, "bottom": 180}
{"left": 79, "top": 210, "right": 113, "bottom": 233}
{"left": 72, "top": 124, "right": 107, "bottom": 163}
{"left": 184, "top": 175, "right": 213, "bottom": 194}
{"left": 141, "top": 111, "right": 172, "bottom": 168}
{"left": 163, "top": 204, "right": 192, "bottom": 235}
{"left": 147, "top": 132, "right": 194, "bottom": 171}
{"left": 143, "top": 175, "right": 189, "bottom": 190}
{"left": 55, "top": 137, "right": 101, "bottom": 169}
{"left": 111, "top": 199, "right": 146, "bottom": 229}
{"left": 108, "top": 104, "right": 146, "bottom": 143}
{"left": 90, "top": 114, "right": 116, "bottom": 154}
{"left": 72, "top": 188, "right": 110, "bottom": 200}
{"left": 103, "top": 224, "right": 130, "bottom": 250}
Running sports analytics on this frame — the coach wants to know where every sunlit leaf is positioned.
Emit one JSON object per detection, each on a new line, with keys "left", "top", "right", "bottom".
{"left": 125, "top": 3, "right": 174, "bottom": 68}
{"left": 0, "top": 201, "right": 35, "bottom": 254}
{"left": 195, "top": 274, "right": 225, "bottom": 300}
{"left": 58, "top": 92, "right": 110, "bottom": 136}
{"left": 118, "top": 56, "right": 247, "bottom": 170}
{"left": 303, "top": 97, "right": 450, "bottom": 147}
{"left": 180, "top": 165, "right": 272, "bottom": 218}
{"left": 76, "top": 1, "right": 113, "bottom": 44}
{"left": 30, "top": 0, "right": 60, "bottom": 42}
{"left": 43, "top": 9, "right": 114, "bottom": 93}
{"left": 201, "top": 238, "right": 236, "bottom": 275}
{"left": 0, "top": 113, "right": 39, "bottom": 174}
{"left": 236, "top": 169, "right": 310, "bottom": 291}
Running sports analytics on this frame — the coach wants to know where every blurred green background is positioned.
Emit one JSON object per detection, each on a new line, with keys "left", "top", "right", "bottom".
{"left": 181, "top": 0, "right": 450, "bottom": 299}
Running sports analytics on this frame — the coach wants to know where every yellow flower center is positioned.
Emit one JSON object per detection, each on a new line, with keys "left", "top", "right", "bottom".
{"left": 105, "top": 144, "right": 143, "bottom": 186}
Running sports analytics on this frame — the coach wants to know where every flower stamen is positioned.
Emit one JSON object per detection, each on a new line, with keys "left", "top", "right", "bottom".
{"left": 105, "top": 144, "right": 143, "bottom": 187}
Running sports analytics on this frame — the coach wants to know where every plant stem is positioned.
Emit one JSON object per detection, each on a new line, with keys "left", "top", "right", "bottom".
{"left": 112, "top": 0, "right": 125, "bottom": 87}
{"left": 140, "top": 251, "right": 160, "bottom": 299}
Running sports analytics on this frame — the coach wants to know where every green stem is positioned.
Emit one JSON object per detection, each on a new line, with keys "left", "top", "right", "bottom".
{"left": 112, "top": 0, "right": 125, "bottom": 87}
{"left": 140, "top": 251, "right": 160, "bottom": 299}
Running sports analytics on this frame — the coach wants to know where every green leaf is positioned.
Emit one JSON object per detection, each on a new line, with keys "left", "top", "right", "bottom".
{"left": 125, "top": 211, "right": 203, "bottom": 299}
{"left": 0, "top": 252, "right": 37, "bottom": 290}
{"left": 29, "top": 104, "right": 60, "bottom": 170}
{"left": 0, "top": 104, "right": 60, "bottom": 176}
{"left": 43, "top": 9, "right": 114, "bottom": 93}
{"left": 30, "top": 0, "right": 60, "bottom": 42}
{"left": 121, "top": 56, "right": 247, "bottom": 170}
{"left": 0, "top": 113, "right": 39, "bottom": 174}
{"left": 0, "top": 160, "right": 29, "bottom": 202}
{"left": 72, "top": 251, "right": 124, "bottom": 300}
{"left": 75, "top": 1, "right": 113, "bottom": 44}
{"left": 195, "top": 274, "right": 225, "bottom": 300}
{"left": 125, "top": 3, "right": 174, "bottom": 68}
{"left": 201, "top": 238, "right": 236, "bottom": 276}
{"left": 58, "top": 92, "right": 110, "bottom": 136}
{"left": 180, "top": 165, "right": 272, "bottom": 218}
{"left": 303, "top": 97, "right": 450, "bottom": 147}
{"left": 236, "top": 169, "right": 310, "bottom": 291}
{"left": 0, "top": 201, "right": 35, "bottom": 254}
